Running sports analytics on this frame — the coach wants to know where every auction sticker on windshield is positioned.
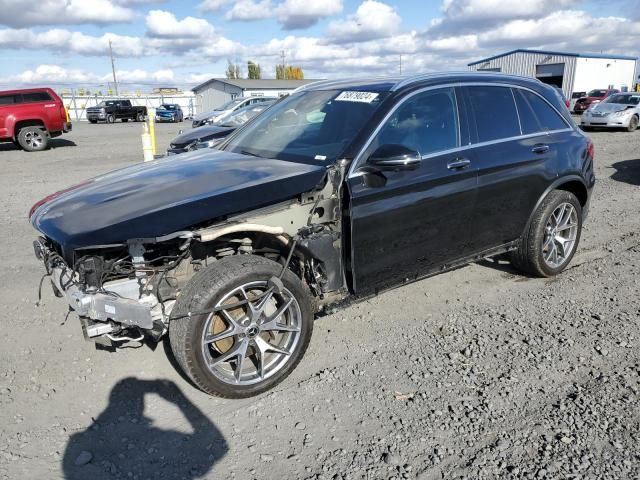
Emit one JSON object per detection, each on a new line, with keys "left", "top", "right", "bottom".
{"left": 335, "top": 91, "right": 379, "bottom": 103}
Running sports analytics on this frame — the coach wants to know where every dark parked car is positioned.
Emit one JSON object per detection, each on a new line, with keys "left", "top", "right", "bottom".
{"left": 0, "top": 87, "right": 71, "bottom": 151}
{"left": 572, "top": 89, "right": 619, "bottom": 113}
{"left": 30, "top": 73, "right": 594, "bottom": 398}
{"left": 167, "top": 103, "right": 273, "bottom": 154}
{"left": 155, "top": 104, "right": 183, "bottom": 123}
{"left": 86, "top": 100, "right": 147, "bottom": 123}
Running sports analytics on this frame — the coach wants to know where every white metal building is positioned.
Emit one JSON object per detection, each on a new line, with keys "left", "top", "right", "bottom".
{"left": 192, "top": 78, "right": 320, "bottom": 113}
{"left": 468, "top": 49, "right": 639, "bottom": 98}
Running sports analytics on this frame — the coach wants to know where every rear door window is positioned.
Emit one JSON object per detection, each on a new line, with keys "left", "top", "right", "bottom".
{"left": 465, "top": 86, "right": 520, "bottom": 143}
{"left": 0, "top": 94, "right": 19, "bottom": 105}
{"left": 515, "top": 89, "right": 568, "bottom": 133}
{"left": 22, "top": 91, "right": 52, "bottom": 103}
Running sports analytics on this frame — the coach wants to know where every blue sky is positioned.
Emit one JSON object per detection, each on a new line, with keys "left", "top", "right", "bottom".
{"left": 0, "top": 0, "right": 638, "bottom": 89}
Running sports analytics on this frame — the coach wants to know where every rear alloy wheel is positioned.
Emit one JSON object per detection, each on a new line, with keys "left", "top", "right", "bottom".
{"left": 106, "top": 114, "right": 115, "bottom": 124}
{"left": 510, "top": 190, "right": 582, "bottom": 277}
{"left": 17, "top": 126, "right": 49, "bottom": 152}
{"left": 169, "top": 255, "right": 313, "bottom": 398}
{"left": 627, "top": 115, "right": 638, "bottom": 132}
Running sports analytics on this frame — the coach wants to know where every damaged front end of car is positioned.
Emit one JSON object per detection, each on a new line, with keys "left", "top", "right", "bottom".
{"left": 32, "top": 161, "right": 348, "bottom": 349}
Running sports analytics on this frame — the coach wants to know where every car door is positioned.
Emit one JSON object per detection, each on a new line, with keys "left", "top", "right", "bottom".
{"left": 347, "top": 87, "right": 478, "bottom": 295}
{"left": 461, "top": 85, "right": 569, "bottom": 251}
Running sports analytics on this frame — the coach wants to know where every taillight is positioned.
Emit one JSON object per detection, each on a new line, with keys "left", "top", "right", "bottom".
{"left": 565, "top": 99, "right": 570, "bottom": 108}
{"left": 28, "top": 181, "right": 90, "bottom": 219}
{"left": 586, "top": 141, "right": 594, "bottom": 160}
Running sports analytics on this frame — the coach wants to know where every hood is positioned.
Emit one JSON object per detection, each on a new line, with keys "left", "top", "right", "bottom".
{"left": 156, "top": 109, "right": 177, "bottom": 116}
{"left": 31, "top": 150, "right": 326, "bottom": 258}
{"left": 193, "top": 109, "right": 223, "bottom": 122}
{"left": 590, "top": 102, "right": 633, "bottom": 114}
{"left": 171, "top": 125, "right": 235, "bottom": 147}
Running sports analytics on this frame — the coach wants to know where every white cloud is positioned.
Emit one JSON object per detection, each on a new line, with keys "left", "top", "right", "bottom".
{"left": 198, "top": 0, "right": 228, "bottom": 12}
{"left": 226, "top": 0, "right": 273, "bottom": 21}
{"left": 146, "top": 10, "right": 215, "bottom": 38}
{"left": 5, "top": 65, "right": 99, "bottom": 85}
{"left": 327, "top": 1, "right": 401, "bottom": 42}
{"left": 275, "top": 0, "right": 343, "bottom": 30}
{"left": 0, "top": 0, "right": 135, "bottom": 27}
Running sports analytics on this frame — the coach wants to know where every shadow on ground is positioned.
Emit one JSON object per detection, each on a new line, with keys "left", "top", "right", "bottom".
{"left": 62, "top": 377, "right": 227, "bottom": 480}
{"left": 0, "top": 138, "right": 77, "bottom": 152}
{"left": 611, "top": 159, "right": 640, "bottom": 186}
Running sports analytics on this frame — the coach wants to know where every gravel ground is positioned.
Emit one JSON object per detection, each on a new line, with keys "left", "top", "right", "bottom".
{"left": 0, "top": 121, "right": 639, "bottom": 480}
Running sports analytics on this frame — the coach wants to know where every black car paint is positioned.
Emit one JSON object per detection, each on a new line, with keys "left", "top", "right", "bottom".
{"left": 30, "top": 150, "right": 325, "bottom": 262}
{"left": 168, "top": 125, "right": 236, "bottom": 154}
{"left": 31, "top": 73, "right": 594, "bottom": 296}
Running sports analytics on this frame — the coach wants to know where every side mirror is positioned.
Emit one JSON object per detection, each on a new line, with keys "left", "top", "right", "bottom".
{"left": 367, "top": 144, "right": 421, "bottom": 171}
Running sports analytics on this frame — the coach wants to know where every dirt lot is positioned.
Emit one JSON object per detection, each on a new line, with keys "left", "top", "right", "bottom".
{"left": 0, "top": 121, "right": 639, "bottom": 480}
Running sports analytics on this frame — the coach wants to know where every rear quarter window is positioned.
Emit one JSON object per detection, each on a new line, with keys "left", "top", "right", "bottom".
{"left": 465, "top": 86, "right": 520, "bottom": 143}
{"left": 515, "top": 89, "right": 568, "bottom": 133}
{"left": 0, "top": 94, "right": 19, "bottom": 105}
{"left": 22, "top": 91, "right": 53, "bottom": 103}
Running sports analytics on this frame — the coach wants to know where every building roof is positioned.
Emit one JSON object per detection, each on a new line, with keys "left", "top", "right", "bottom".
{"left": 468, "top": 49, "right": 638, "bottom": 67}
{"left": 192, "top": 78, "right": 321, "bottom": 93}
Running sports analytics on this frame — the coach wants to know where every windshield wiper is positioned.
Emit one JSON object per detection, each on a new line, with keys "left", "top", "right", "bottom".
{"left": 240, "top": 149, "right": 261, "bottom": 158}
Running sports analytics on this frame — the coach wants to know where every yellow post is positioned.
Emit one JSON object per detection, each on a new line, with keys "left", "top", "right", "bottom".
{"left": 141, "top": 122, "right": 153, "bottom": 162}
{"left": 148, "top": 107, "right": 157, "bottom": 156}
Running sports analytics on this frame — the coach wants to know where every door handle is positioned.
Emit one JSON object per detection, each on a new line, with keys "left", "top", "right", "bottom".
{"left": 531, "top": 144, "right": 550, "bottom": 154}
{"left": 447, "top": 158, "right": 471, "bottom": 170}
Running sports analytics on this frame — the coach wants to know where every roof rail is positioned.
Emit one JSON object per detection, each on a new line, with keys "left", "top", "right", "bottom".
{"left": 291, "top": 79, "right": 337, "bottom": 94}
{"left": 391, "top": 71, "right": 538, "bottom": 91}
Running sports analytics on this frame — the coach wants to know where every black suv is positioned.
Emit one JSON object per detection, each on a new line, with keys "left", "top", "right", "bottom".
{"left": 30, "top": 73, "right": 594, "bottom": 398}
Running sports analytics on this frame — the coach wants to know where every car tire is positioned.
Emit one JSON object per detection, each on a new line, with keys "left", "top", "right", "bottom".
{"left": 106, "top": 114, "right": 115, "bottom": 124}
{"left": 510, "top": 190, "right": 582, "bottom": 277}
{"left": 136, "top": 112, "right": 145, "bottom": 122}
{"left": 89, "top": 120, "right": 97, "bottom": 124}
{"left": 17, "top": 126, "right": 49, "bottom": 152}
{"left": 627, "top": 115, "right": 638, "bottom": 132}
{"left": 122, "top": 118, "right": 128, "bottom": 123}
{"left": 169, "top": 255, "right": 314, "bottom": 398}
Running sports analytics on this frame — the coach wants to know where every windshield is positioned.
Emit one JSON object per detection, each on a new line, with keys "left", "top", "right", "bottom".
{"left": 97, "top": 101, "right": 115, "bottom": 107}
{"left": 218, "top": 98, "right": 244, "bottom": 110}
{"left": 220, "top": 105, "right": 269, "bottom": 127}
{"left": 224, "top": 89, "right": 387, "bottom": 164}
{"left": 588, "top": 89, "right": 607, "bottom": 97}
{"left": 604, "top": 94, "right": 640, "bottom": 106}
{"left": 159, "top": 104, "right": 178, "bottom": 110}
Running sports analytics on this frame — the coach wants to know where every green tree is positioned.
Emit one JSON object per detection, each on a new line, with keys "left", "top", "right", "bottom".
{"left": 247, "top": 61, "right": 261, "bottom": 79}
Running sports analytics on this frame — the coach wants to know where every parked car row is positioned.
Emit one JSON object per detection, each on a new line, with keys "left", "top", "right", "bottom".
{"left": 191, "top": 96, "right": 277, "bottom": 127}
{"left": 167, "top": 102, "right": 273, "bottom": 154}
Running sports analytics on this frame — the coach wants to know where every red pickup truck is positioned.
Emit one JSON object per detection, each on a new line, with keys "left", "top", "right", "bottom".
{"left": 0, "top": 87, "right": 71, "bottom": 152}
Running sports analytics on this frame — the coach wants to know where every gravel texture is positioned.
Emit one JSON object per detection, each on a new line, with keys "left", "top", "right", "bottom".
{"left": 0, "top": 121, "right": 639, "bottom": 479}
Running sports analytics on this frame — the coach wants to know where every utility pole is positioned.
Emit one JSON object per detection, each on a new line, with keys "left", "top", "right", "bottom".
{"left": 280, "top": 50, "right": 286, "bottom": 68}
{"left": 108, "top": 39, "right": 119, "bottom": 96}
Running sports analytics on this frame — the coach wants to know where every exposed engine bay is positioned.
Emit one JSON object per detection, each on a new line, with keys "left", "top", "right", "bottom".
{"left": 34, "top": 162, "right": 348, "bottom": 349}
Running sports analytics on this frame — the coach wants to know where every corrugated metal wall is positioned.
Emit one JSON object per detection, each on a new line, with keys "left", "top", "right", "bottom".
{"left": 197, "top": 82, "right": 243, "bottom": 113}
{"left": 469, "top": 51, "right": 577, "bottom": 98}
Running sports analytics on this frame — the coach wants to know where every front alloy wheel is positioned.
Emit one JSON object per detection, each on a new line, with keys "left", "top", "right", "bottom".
{"left": 169, "top": 255, "right": 313, "bottom": 398}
